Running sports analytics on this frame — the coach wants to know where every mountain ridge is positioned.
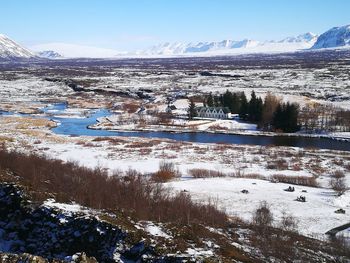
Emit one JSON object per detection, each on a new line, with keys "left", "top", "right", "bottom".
{"left": 137, "top": 33, "right": 318, "bottom": 56}
{"left": 36, "top": 50, "right": 63, "bottom": 59}
{"left": 1, "top": 24, "right": 350, "bottom": 59}
{"left": 0, "top": 34, "right": 35, "bottom": 60}
{"left": 312, "top": 24, "right": 350, "bottom": 49}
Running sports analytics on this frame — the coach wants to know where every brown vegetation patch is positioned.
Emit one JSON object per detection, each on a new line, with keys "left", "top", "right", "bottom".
{"left": 271, "top": 174, "right": 318, "bottom": 187}
{"left": 188, "top": 169, "right": 225, "bottom": 178}
{"left": 0, "top": 148, "right": 226, "bottom": 227}
{"left": 152, "top": 161, "right": 180, "bottom": 182}
{"left": 125, "top": 140, "right": 161, "bottom": 148}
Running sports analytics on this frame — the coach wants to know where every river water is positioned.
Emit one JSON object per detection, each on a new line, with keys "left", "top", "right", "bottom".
{"left": 41, "top": 103, "right": 350, "bottom": 152}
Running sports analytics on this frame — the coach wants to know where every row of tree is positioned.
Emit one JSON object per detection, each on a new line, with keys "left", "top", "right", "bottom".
{"left": 190, "top": 90, "right": 350, "bottom": 133}
{"left": 299, "top": 103, "right": 350, "bottom": 132}
{"left": 204, "top": 90, "right": 300, "bottom": 132}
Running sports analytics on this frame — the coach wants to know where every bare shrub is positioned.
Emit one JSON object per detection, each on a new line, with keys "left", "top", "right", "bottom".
{"left": 233, "top": 169, "right": 245, "bottom": 178}
{"left": 188, "top": 168, "right": 224, "bottom": 178}
{"left": 308, "top": 162, "right": 326, "bottom": 175}
{"left": 266, "top": 162, "right": 277, "bottom": 170}
{"left": 154, "top": 112, "right": 173, "bottom": 125}
{"left": 279, "top": 211, "right": 298, "bottom": 232}
{"left": 92, "top": 137, "right": 125, "bottom": 145}
{"left": 270, "top": 174, "right": 318, "bottom": 187}
{"left": 0, "top": 148, "right": 226, "bottom": 227}
{"left": 266, "top": 158, "right": 289, "bottom": 170}
{"left": 125, "top": 140, "right": 161, "bottom": 148}
{"left": 331, "top": 170, "right": 345, "bottom": 179}
{"left": 291, "top": 162, "right": 302, "bottom": 171}
{"left": 208, "top": 124, "right": 228, "bottom": 131}
{"left": 152, "top": 161, "right": 180, "bottom": 182}
{"left": 333, "top": 158, "right": 344, "bottom": 166}
{"left": 122, "top": 102, "right": 139, "bottom": 113}
{"left": 252, "top": 201, "right": 273, "bottom": 229}
{"left": 330, "top": 177, "right": 347, "bottom": 196}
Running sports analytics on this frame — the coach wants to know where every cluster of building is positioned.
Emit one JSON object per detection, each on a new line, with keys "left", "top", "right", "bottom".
{"left": 196, "top": 107, "right": 231, "bottom": 119}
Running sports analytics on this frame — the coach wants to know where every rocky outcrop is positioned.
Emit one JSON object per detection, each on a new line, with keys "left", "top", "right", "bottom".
{"left": 0, "top": 183, "right": 160, "bottom": 262}
{"left": 0, "top": 252, "right": 97, "bottom": 263}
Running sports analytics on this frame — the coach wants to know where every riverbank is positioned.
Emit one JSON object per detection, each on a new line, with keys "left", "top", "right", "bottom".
{"left": 2, "top": 103, "right": 350, "bottom": 151}
{"left": 90, "top": 120, "right": 350, "bottom": 142}
{"left": 1, "top": 104, "right": 350, "bottom": 240}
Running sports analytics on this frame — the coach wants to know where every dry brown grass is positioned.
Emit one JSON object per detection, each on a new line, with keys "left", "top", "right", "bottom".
{"left": 0, "top": 136, "right": 14, "bottom": 143}
{"left": 122, "top": 102, "right": 140, "bottom": 114}
{"left": 331, "top": 170, "right": 345, "bottom": 179}
{"left": 0, "top": 148, "right": 227, "bottom": 227}
{"left": 92, "top": 137, "right": 126, "bottom": 145}
{"left": 0, "top": 103, "right": 42, "bottom": 114}
{"left": 14, "top": 117, "right": 56, "bottom": 129}
{"left": 270, "top": 174, "right": 318, "bottom": 187}
{"left": 125, "top": 140, "right": 161, "bottom": 148}
{"left": 266, "top": 158, "right": 289, "bottom": 170}
{"left": 188, "top": 169, "right": 224, "bottom": 178}
{"left": 208, "top": 124, "right": 228, "bottom": 131}
{"left": 152, "top": 161, "right": 180, "bottom": 182}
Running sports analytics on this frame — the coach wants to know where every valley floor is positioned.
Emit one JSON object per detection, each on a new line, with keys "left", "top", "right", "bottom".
{"left": 0, "top": 107, "right": 349, "bottom": 239}
{"left": 0, "top": 56, "right": 350, "bottom": 248}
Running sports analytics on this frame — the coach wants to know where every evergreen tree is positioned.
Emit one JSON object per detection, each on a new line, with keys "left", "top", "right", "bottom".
{"left": 188, "top": 99, "right": 197, "bottom": 120}
{"left": 222, "top": 90, "right": 232, "bottom": 109}
{"left": 246, "top": 90, "right": 263, "bottom": 123}
{"left": 272, "top": 102, "right": 300, "bottom": 132}
{"left": 231, "top": 92, "right": 241, "bottom": 113}
{"left": 284, "top": 103, "right": 300, "bottom": 132}
{"left": 256, "top": 97, "right": 263, "bottom": 123}
{"left": 207, "top": 92, "right": 214, "bottom": 107}
{"left": 214, "top": 96, "right": 220, "bottom": 107}
{"left": 272, "top": 103, "right": 284, "bottom": 131}
{"left": 239, "top": 92, "right": 249, "bottom": 120}
{"left": 248, "top": 91, "right": 257, "bottom": 122}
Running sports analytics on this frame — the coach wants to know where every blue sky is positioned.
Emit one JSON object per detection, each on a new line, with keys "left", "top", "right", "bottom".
{"left": 1, "top": 0, "right": 350, "bottom": 51}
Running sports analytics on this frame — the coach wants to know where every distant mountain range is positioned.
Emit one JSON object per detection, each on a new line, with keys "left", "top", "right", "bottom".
{"left": 36, "top": 50, "right": 63, "bottom": 59}
{"left": 136, "top": 33, "right": 318, "bottom": 56}
{"left": 312, "top": 24, "right": 350, "bottom": 49}
{"left": 0, "top": 24, "right": 349, "bottom": 60}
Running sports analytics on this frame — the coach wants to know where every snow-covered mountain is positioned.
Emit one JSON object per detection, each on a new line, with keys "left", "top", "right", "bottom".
{"left": 2, "top": 24, "right": 350, "bottom": 60}
{"left": 312, "top": 24, "right": 350, "bottom": 49}
{"left": 279, "top": 32, "right": 318, "bottom": 43}
{"left": 36, "top": 50, "right": 63, "bottom": 59}
{"left": 30, "top": 43, "right": 122, "bottom": 58}
{"left": 0, "top": 34, "right": 35, "bottom": 60}
{"left": 137, "top": 33, "right": 318, "bottom": 56}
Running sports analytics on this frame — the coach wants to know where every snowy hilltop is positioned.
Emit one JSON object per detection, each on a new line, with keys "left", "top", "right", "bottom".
{"left": 1, "top": 24, "right": 350, "bottom": 59}
{"left": 0, "top": 34, "right": 35, "bottom": 60}
{"left": 36, "top": 50, "right": 63, "bottom": 59}
{"left": 136, "top": 33, "right": 318, "bottom": 56}
{"left": 312, "top": 24, "right": 350, "bottom": 49}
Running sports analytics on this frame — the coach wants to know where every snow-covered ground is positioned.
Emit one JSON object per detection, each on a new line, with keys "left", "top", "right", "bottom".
{"left": 0, "top": 56, "right": 350, "bottom": 244}
{"left": 166, "top": 177, "right": 350, "bottom": 238}
{"left": 2, "top": 109, "right": 348, "bottom": 239}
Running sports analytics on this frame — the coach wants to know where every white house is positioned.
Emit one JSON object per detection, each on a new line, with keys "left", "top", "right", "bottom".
{"left": 196, "top": 107, "right": 231, "bottom": 119}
